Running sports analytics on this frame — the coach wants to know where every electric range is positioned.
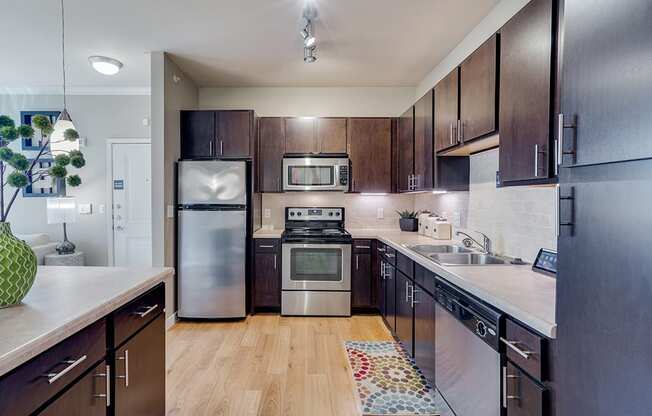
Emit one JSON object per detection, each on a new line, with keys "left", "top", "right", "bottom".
{"left": 281, "top": 207, "right": 352, "bottom": 316}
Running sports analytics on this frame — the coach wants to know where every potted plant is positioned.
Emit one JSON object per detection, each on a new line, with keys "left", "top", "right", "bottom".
{"left": 396, "top": 210, "right": 420, "bottom": 232}
{"left": 0, "top": 114, "right": 85, "bottom": 307}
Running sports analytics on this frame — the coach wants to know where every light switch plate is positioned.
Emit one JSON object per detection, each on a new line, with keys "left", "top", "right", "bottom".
{"left": 377, "top": 208, "right": 384, "bottom": 219}
{"left": 264, "top": 209, "right": 271, "bottom": 218}
{"left": 78, "top": 203, "right": 92, "bottom": 215}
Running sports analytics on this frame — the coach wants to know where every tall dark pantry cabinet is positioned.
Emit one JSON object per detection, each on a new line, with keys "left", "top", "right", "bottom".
{"left": 555, "top": 1, "right": 652, "bottom": 415}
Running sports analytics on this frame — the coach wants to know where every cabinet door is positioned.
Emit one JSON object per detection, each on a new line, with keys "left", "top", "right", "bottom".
{"left": 499, "top": 0, "right": 554, "bottom": 183}
{"left": 348, "top": 118, "right": 392, "bottom": 193}
{"left": 413, "top": 288, "right": 436, "bottom": 386}
{"left": 460, "top": 35, "right": 498, "bottom": 142}
{"left": 352, "top": 253, "right": 372, "bottom": 308}
{"left": 115, "top": 314, "right": 165, "bottom": 416}
{"left": 285, "top": 118, "right": 317, "bottom": 154}
{"left": 395, "top": 272, "right": 414, "bottom": 357}
{"left": 317, "top": 118, "right": 347, "bottom": 153}
{"left": 180, "top": 111, "right": 215, "bottom": 159}
{"left": 216, "top": 110, "right": 252, "bottom": 157}
{"left": 434, "top": 69, "right": 460, "bottom": 152}
{"left": 38, "top": 362, "right": 108, "bottom": 416}
{"left": 258, "top": 118, "right": 285, "bottom": 192}
{"left": 384, "top": 263, "right": 396, "bottom": 333}
{"left": 254, "top": 252, "right": 281, "bottom": 308}
{"left": 560, "top": 0, "right": 652, "bottom": 167}
{"left": 505, "top": 362, "right": 547, "bottom": 416}
{"left": 414, "top": 91, "right": 434, "bottom": 190}
{"left": 378, "top": 259, "right": 388, "bottom": 318}
{"left": 397, "top": 107, "right": 415, "bottom": 192}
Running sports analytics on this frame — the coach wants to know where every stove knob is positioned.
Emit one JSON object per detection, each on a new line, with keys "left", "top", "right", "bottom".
{"left": 297, "top": 212, "right": 302, "bottom": 216}
{"left": 328, "top": 212, "right": 334, "bottom": 216}
{"left": 335, "top": 212, "right": 340, "bottom": 216}
{"left": 476, "top": 321, "right": 487, "bottom": 337}
{"left": 290, "top": 212, "right": 295, "bottom": 216}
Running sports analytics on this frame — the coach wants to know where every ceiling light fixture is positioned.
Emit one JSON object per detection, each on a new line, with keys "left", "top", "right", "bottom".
{"left": 88, "top": 55, "right": 123, "bottom": 75}
{"left": 51, "top": 0, "right": 77, "bottom": 148}
{"left": 300, "top": 18, "right": 318, "bottom": 63}
{"left": 304, "top": 46, "right": 317, "bottom": 63}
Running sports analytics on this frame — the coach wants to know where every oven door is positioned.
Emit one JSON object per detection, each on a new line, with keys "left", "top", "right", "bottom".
{"left": 282, "top": 243, "right": 351, "bottom": 291}
{"left": 282, "top": 158, "right": 348, "bottom": 191}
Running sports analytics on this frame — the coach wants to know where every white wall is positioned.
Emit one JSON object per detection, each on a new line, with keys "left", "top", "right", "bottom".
{"left": 415, "top": 149, "right": 557, "bottom": 262}
{"left": 150, "top": 51, "right": 199, "bottom": 321}
{"left": 199, "top": 87, "right": 415, "bottom": 117}
{"left": 415, "top": 0, "right": 530, "bottom": 98}
{"left": 0, "top": 94, "right": 150, "bottom": 266}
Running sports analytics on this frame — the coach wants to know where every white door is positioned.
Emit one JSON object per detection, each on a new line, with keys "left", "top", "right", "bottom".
{"left": 111, "top": 142, "right": 152, "bottom": 266}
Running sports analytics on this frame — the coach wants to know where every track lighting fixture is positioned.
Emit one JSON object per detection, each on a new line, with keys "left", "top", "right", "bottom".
{"left": 304, "top": 46, "right": 317, "bottom": 63}
{"left": 300, "top": 18, "right": 318, "bottom": 63}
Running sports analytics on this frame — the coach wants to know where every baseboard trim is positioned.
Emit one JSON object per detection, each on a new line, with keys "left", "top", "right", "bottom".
{"left": 166, "top": 312, "right": 178, "bottom": 330}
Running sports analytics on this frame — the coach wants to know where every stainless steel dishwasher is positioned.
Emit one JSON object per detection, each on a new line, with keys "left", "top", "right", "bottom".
{"left": 435, "top": 280, "right": 502, "bottom": 416}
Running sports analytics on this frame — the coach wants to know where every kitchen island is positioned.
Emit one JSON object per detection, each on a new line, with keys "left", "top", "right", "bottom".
{"left": 0, "top": 266, "right": 172, "bottom": 416}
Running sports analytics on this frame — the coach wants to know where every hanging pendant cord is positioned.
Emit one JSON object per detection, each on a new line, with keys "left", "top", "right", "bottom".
{"left": 60, "top": 0, "right": 67, "bottom": 108}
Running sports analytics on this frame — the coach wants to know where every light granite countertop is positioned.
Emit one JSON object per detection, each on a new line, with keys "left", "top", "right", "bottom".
{"left": 0, "top": 266, "right": 173, "bottom": 377}
{"left": 253, "top": 227, "right": 556, "bottom": 338}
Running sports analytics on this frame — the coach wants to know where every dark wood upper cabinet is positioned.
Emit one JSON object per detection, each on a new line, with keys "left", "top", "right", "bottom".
{"left": 285, "top": 118, "right": 317, "bottom": 154}
{"left": 414, "top": 91, "right": 434, "bottom": 190}
{"left": 258, "top": 118, "right": 285, "bottom": 192}
{"left": 217, "top": 110, "right": 254, "bottom": 157}
{"left": 499, "top": 0, "right": 555, "bottom": 184}
{"left": 180, "top": 110, "right": 214, "bottom": 159}
{"left": 434, "top": 69, "right": 460, "bottom": 152}
{"left": 114, "top": 314, "right": 166, "bottom": 416}
{"left": 397, "top": 107, "right": 415, "bottom": 192}
{"left": 560, "top": 0, "right": 652, "bottom": 167}
{"left": 180, "top": 110, "right": 254, "bottom": 159}
{"left": 460, "top": 34, "right": 498, "bottom": 142}
{"left": 317, "top": 118, "right": 347, "bottom": 153}
{"left": 348, "top": 118, "right": 393, "bottom": 193}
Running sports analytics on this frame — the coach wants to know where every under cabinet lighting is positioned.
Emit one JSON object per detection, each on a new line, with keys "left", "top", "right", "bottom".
{"left": 361, "top": 193, "right": 388, "bottom": 196}
{"left": 432, "top": 190, "right": 448, "bottom": 195}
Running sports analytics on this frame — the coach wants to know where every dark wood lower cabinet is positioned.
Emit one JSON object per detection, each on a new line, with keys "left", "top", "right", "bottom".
{"left": 413, "top": 289, "right": 436, "bottom": 386}
{"left": 395, "top": 272, "right": 414, "bottom": 357}
{"left": 38, "top": 361, "right": 109, "bottom": 416}
{"left": 505, "top": 361, "right": 548, "bottom": 416}
{"left": 114, "top": 314, "right": 166, "bottom": 416}
{"left": 383, "top": 262, "right": 397, "bottom": 333}
{"left": 253, "top": 252, "right": 281, "bottom": 308}
{"left": 352, "top": 252, "right": 373, "bottom": 308}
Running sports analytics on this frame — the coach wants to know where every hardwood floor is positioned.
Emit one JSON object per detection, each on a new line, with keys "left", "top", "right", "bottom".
{"left": 166, "top": 314, "right": 392, "bottom": 416}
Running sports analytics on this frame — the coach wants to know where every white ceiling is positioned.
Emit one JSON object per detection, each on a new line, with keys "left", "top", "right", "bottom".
{"left": 1, "top": 0, "right": 499, "bottom": 89}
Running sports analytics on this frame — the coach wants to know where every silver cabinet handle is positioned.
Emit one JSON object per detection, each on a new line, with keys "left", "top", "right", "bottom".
{"left": 274, "top": 254, "right": 277, "bottom": 270}
{"left": 380, "top": 262, "right": 386, "bottom": 279}
{"left": 502, "top": 366, "right": 521, "bottom": 407}
{"left": 557, "top": 113, "right": 577, "bottom": 166}
{"left": 117, "top": 349, "right": 129, "bottom": 387}
{"left": 93, "top": 364, "right": 111, "bottom": 407}
{"left": 449, "top": 123, "right": 454, "bottom": 145}
{"left": 133, "top": 304, "right": 158, "bottom": 318}
{"left": 355, "top": 246, "right": 371, "bottom": 249}
{"left": 209, "top": 141, "right": 213, "bottom": 156}
{"left": 405, "top": 281, "right": 410, "bottom": 303}
{"left": 411, "top": 286, "right": 420, "bottom": 307}
{"left": 259, "top": 245, "right": 275, "bottom": 248}
{"left": 356, "top": 255, "right": 359, "bottom": 270}
{"left": 534, "top": 144, "right": 539, "bottom": 177}
{"left": 220, "top": 140, "right": 224, "bottom": 155}
{"left": 458, "top": 120, "right": 464, "bottom": 143}
{"left": 378, "top": 247, "right": 386, "bottom": 253}
{"left": 44, "top": 355, "right": 87, "bottom": 384}
{"left": 500, "top": 338, "right": 534, "bottom": 360}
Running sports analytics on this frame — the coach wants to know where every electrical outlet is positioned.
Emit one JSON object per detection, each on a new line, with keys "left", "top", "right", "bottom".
{"left": 377, "top": 208, "right": 384, "bottom": 219}
{"left": 78, "top": 203, "right": 92, "bottom": 215}
{"left": 264, "top": 208, "right": 271, "bottom": 218}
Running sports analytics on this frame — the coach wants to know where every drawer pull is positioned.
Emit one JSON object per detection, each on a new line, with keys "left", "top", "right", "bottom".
{"left": 93, "top": 364, "right": 111, "bottom": 407}
{"left": 258, "top": 245, "right": 275, "bottom": 248}
{"left": 44, "top": 355, "right": 87, "bottom": 384}
{"left": 355, "top": 245, "right": 371, "bottom": 249}
{"left": 501, "top": 337, "right": 534, "bottom": 360}
{"left": 117, "top": 349, "right": 130, "bottom": 387}
{"left": 502, "top": 366, "right": 521, "bottom": 407}
{"left": 133, "top": 304, "right": 159, "bottom": 318}
{"left": 378, "top": 247, "right": 386, "bottom": 253}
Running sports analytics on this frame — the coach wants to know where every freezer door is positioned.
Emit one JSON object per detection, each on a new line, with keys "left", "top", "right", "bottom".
{"left": 178, "top": 209, "right": 246, "bottom": 318}
{"left": 178, "top": 160, "right": 247, "bottom": 206}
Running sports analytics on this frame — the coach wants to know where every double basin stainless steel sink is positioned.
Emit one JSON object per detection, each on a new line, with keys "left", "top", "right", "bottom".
{"left": 407, "top": 244, "right": 509, "bottom": 266}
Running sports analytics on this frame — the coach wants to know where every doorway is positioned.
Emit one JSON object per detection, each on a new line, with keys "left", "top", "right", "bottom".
{"left": 106, "top": 139, "right": 152, "bottom": 266}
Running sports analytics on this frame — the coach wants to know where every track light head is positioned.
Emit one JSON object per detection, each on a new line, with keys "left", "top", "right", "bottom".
{"left": 304, "top": 46, "right": 317, "bottom": 63}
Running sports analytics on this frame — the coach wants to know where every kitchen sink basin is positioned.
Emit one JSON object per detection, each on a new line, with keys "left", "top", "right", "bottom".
{"left": 408, "top": 244, "right": 473, "bottom": 255}
{"left": 428, "top": 253, "right": 508, "bottom": 266}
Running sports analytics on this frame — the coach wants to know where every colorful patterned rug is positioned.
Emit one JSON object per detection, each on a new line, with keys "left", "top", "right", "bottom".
{"left": 344, "top": 341, "right": 453, "bottom": 416}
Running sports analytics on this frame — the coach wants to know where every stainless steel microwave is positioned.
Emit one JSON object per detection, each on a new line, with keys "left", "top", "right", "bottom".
{"left": 282, "top": 156, "right": 349, "bottom": 191}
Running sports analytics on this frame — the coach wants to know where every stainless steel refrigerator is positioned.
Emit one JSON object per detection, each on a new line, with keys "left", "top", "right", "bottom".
{"left": 177, "top": 160, "right": 255, "bottom": 319}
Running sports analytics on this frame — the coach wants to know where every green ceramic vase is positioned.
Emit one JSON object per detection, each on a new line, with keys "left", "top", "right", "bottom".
{"left": 0, "top": 222, "right": 37, "bottom": 308}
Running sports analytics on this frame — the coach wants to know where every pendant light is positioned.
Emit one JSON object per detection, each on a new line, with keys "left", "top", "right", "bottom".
{"left": 51, "top": 0, "right": 78, "bottom": 155}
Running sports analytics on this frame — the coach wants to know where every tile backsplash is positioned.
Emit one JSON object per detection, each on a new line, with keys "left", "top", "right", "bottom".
{"left": 262, "top": 193, "right": 415, "bottom": 230}
{"left": 414, "top": 148, "right": 557, "bottom": 262}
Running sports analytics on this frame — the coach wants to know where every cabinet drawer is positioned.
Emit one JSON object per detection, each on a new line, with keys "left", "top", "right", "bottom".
{"left": 255, "top": 238, "right": 280, "bottom": 253}
{"left": 414, "top": 263, "right": 436, "bottom": 296}
{"left": 113, "top": 283, "right": 165, "bottom": 348}
{"left": 0, "top": 319, "right": 106, "bottom": 416}
{"left": 504, "top": 361, "right": 548, "bottom": 416}
{"left": 353, "top": 239, "right": 372, "bottom": 253}
{"left": 503, "top": 318, "right": 547, "bottom": 381}
{"left": 396, "top": 252, "right": 414, "bottom": 279}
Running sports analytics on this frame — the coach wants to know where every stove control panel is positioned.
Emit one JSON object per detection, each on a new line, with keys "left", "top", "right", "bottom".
{"left": 286, "top": 207, "right": 344, "bottom": 221}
